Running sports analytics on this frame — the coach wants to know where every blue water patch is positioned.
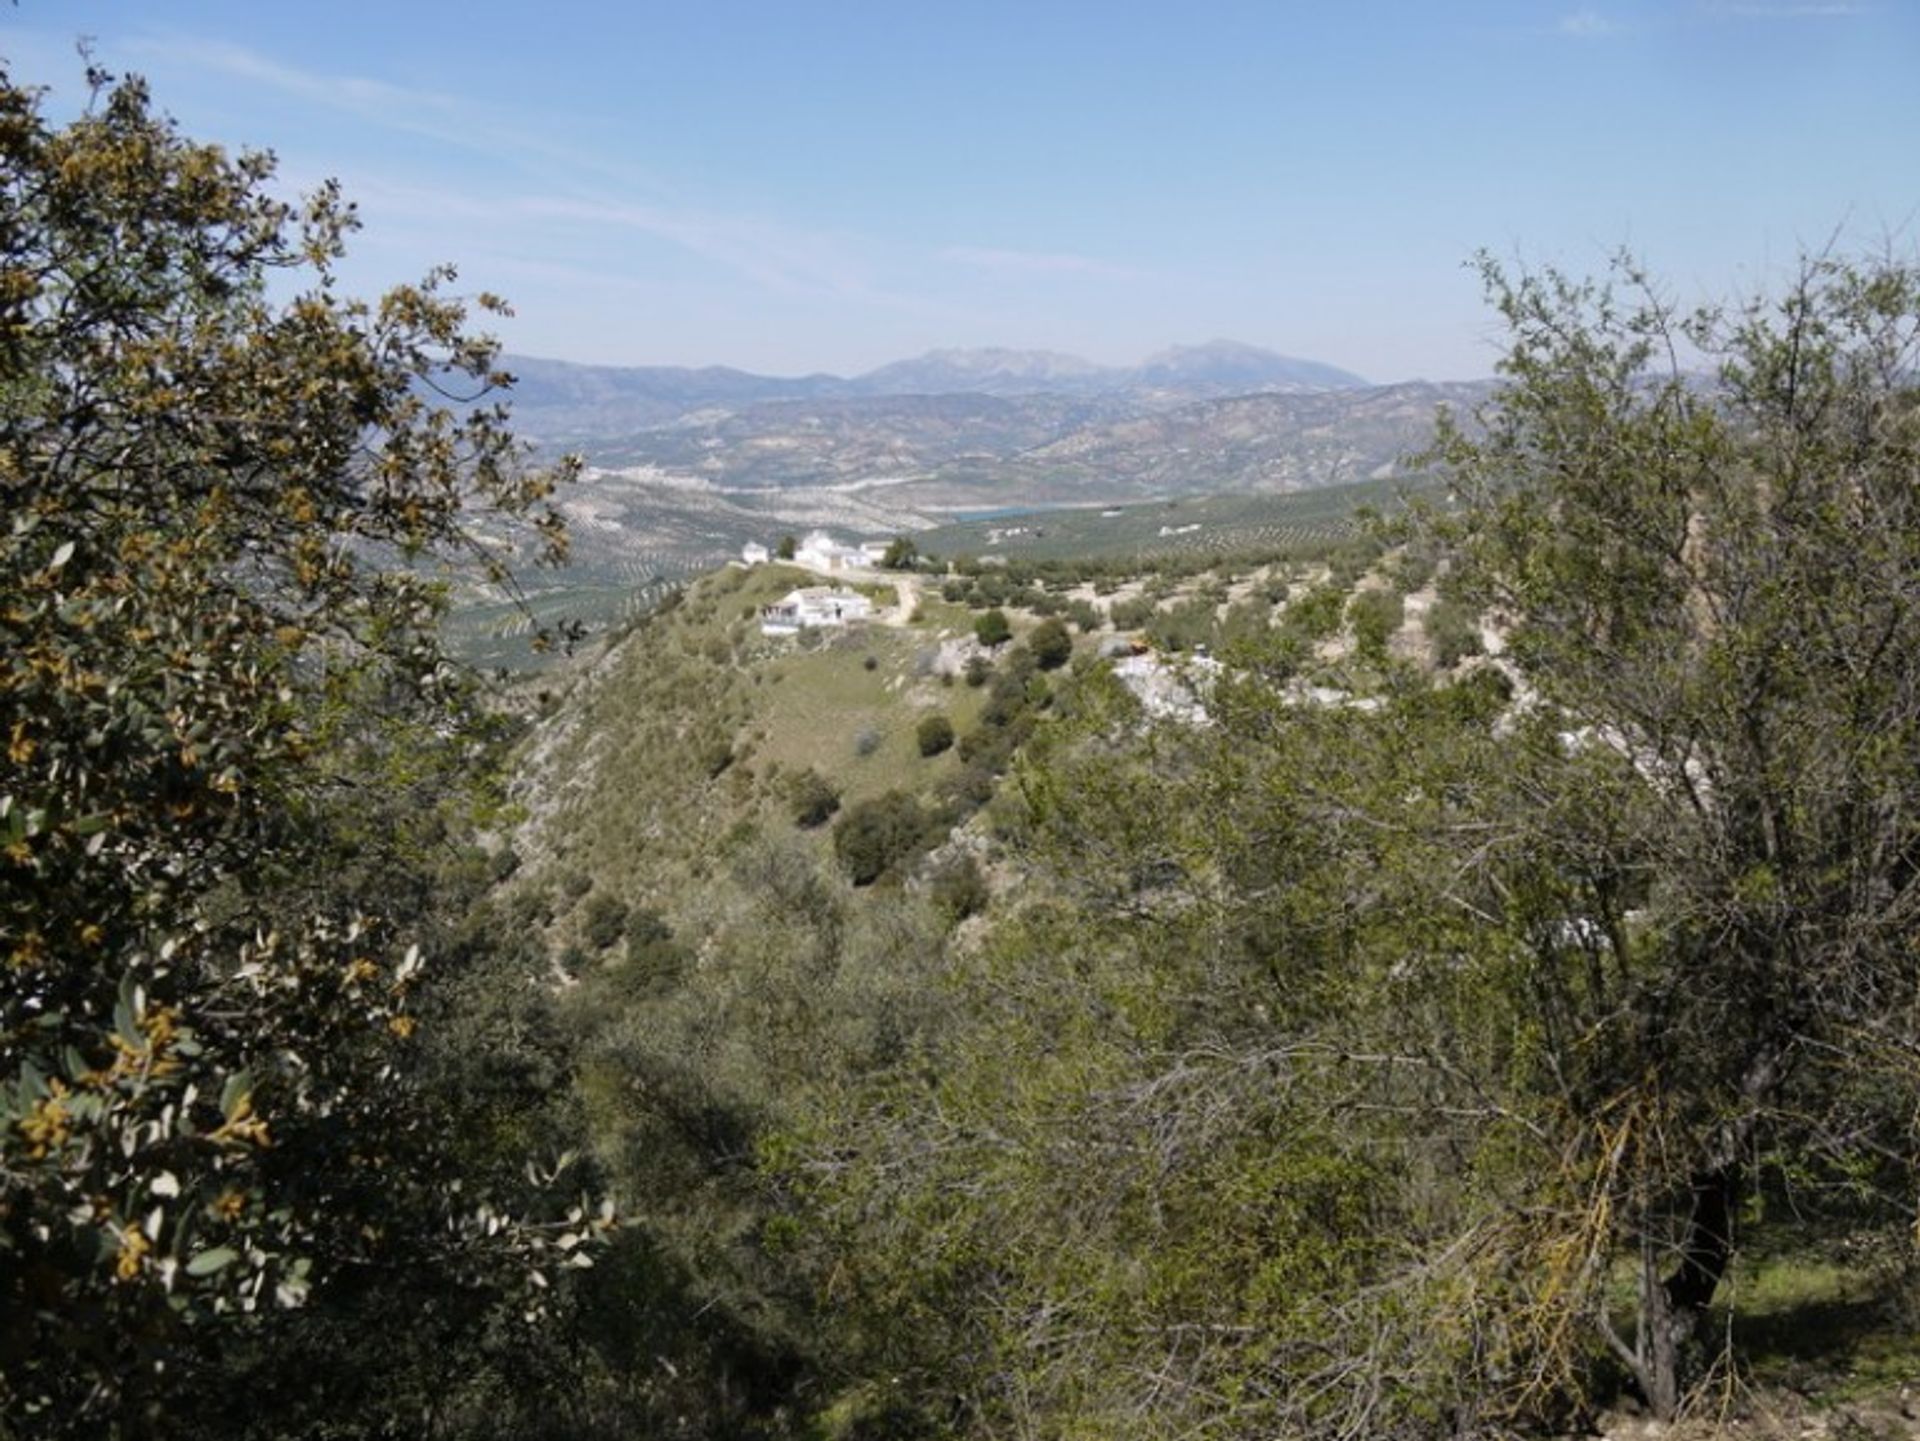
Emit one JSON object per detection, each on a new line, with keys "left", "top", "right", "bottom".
{"left": 950, "top": 505, "right": 1065, "bottom": 522}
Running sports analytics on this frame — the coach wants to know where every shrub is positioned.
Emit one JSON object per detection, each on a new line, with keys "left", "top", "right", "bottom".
{"left": 974, "top": 609, "right": 1012, "bottom": 648}
{"left": 833, "top": 791, "right": 929, "bottom": 885}
{"left": 964, "top": 654, "right": 992, "bottom": 687}
{"left": 916, "top": 713, "right": 956, "bottom": 757}
{"left": 621, "top": 908, "right": 688, "bottom": 995}
{"left": 786, "top": 768, "right": 841, "bottom": 828}
{"left": 1278, "top": 583, "right": 1346, "bottom": 643}
{"left": 1144, "top": 597, "right": 1214, "bottom": 653}
{"left": 980, "top": 687, "right": 1024, "bottom": 729}
{"left": 1030, "top": 617, "right": 1073, "bottom": 670}
{"left": 854, "top": 727, "right": 883, "bottom": 758}
{"left": 581, "top": 892, "right": 629, "bottom": 950}
{"left": 1347, "top": 588, "right": 1405, "bottom": 660}
{"left": 1425, "top": 597, "right": 1485, "bottom": 669}
{"left": 930, "top": 853, "right": 990, "bottom": 921}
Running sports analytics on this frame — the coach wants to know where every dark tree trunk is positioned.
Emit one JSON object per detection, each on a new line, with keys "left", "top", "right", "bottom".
{"left": 1632, "top": 1164, "right": 1740, "bottom": 1419}
{"left": 1637, "top": 1024, "right": 1791, "bottom": 1414}
{"left": 1664, "top": 1166, "right": 1737, "bottom": 1316}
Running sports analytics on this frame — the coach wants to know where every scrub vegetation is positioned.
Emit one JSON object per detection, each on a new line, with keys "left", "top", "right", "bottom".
{"left": 10, "top": 56, "right": 1920, "bottom": 1441}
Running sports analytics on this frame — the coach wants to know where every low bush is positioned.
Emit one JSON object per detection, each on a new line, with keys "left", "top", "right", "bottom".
{"left": 916, "top": 713, "right": 956, "bottom": 757}
{"left": 833, "top": 791, "right": 930, "bottom": 885}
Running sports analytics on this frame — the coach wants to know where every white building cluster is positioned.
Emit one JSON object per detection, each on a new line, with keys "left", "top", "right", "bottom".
{"left": 739, "top": 530, "right": 889, "bottom": 573}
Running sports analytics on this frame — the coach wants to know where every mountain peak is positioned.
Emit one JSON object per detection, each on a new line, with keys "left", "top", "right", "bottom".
{"left": 858, "top": 347, "right": 1108, "bottom": 392}
{"left": 1137, "top": 340, "right": 1369, "bottom": 391}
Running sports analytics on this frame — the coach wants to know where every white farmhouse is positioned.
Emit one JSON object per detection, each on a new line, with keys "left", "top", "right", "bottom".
{"left": 794, "top": 530, "right": 869, "bottom": 574}
{"left": 760, "top": 586, "right": 875, "bottom": 635}
{"left": 741, "top": 541, "right": 771, "bottom": 565}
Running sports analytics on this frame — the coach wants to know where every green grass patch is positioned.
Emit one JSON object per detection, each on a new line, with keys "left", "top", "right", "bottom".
{"left": 1718, "top": 1249, "right": 1920, "bottom": 1401}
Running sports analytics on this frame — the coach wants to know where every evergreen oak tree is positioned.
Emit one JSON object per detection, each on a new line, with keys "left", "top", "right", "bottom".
{"left": 0, "top": 63, "right": 597, "bottom": 1433}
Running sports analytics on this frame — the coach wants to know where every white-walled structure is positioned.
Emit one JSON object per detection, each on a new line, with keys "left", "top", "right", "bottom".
{"left": 760, "top": 587, "right": 875, "bottom": 635}
{"left": 794, "top": 531, "right": 869, "bottom": 574}
{"left": 741, "top": 541, "right": 771, "bottom": 565}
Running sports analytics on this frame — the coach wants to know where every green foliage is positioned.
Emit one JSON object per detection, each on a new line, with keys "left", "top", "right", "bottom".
{"left": 775, "top": 534, "right": 797, "bottom": 560}
{"left": 1424, "top": 594, "right": 1484, "bottom": 667}
{"left": 1345, "top": 586, "right": 1403, "bottom": 660}
{"left": 973, "top": 608, "right": 1012, "bottom": 648}
{"left": 581, "top": 892, "right": 630, "bottom": 950}
{"left": 915, "top": 713, "right": 956, "bottom": 757}
{"left": 880, "top": 536, "right": 918, "bottom": 569}
{"left": 1277, "top": 580, "right": 1345, "bottom": 642}
{"left": 0, "top": 62, "right": 593, "bottom": 1433}
{"left": 1143, "top": 595, "right": 1215, "bottom": 652}
{"left": 928, "top": 852, "right": 990, "bottom": 921}
{"left": 1028, "top": 616, "right": 1073, "bottom": 670}
{"left": 1396, "top": 247, "right": 1920, "bottom": 1417}
{"left": 743, "top": 247, "right": 1920, "bottom": 1438}
{"left": 618, "top": 908, "right": 689, "bottom": 998}
{"left": 832, "top": 791, "right": 929, "bottom": 885}
{"left": 786, "top": 766, "right": 842, "bottom": 828}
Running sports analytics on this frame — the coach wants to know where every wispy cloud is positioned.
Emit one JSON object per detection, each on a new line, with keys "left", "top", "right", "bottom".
{"left": 280, "top": 170, "right": 958, "bottom": 321}
{"left": 114, "top": 36, "right": 929, "bottom": 310}
{"left": 940, "top": 246, "right": 1139, "bottom": 280}
{"left": 121, "top": 34, "right": 674, "bottom": 196}
{"left": 1559, "top": 9, "right": 1620, "bottom": 37}
{"left": 124, "top": 36, "right": 465, "bottom": 127}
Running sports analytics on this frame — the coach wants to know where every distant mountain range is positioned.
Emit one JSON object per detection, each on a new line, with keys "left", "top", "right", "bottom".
{"left": 535, "top": 375, "right": 1492, "bottom": 503}
{"left": 455, "top": 343, "right": 1493, "bottom": 654}
{"left": 501, "top": 340, "right": 1376, "bottom": 441}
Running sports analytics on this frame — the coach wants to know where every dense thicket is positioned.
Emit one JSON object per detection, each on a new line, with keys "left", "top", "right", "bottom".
{"left": 0, "top": 64, "right": 595, "bottom": 1436}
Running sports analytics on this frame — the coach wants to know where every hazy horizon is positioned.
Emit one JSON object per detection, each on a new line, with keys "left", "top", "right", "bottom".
{"left": 8, "top": 1, "right": 1916, "bottom": 384}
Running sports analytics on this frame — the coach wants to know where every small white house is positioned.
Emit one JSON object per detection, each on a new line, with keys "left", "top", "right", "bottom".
{"left": 794, "top": 530, "right": 870, "bottom": 574}
{"left": 760, "top": 586, "right": 875, "bottom": 635}
{"left": 859, "top": 540, "right": 892, "bottom": 564}
{"left": 741, "top": 541, "right": 771, "bottom": 565}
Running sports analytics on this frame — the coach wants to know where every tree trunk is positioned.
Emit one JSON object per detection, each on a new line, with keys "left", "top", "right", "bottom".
{"left": 1637, "top": 1164, "right": 1738, "bottom": 1419}
{"left": 1634, "top": 1026, "right": 1790, "bottom": 1414}
{"left": 1664, "top": 1166, "right": 1737, "bottom": 1315}
{"left": 1641, "top": 1237, "right": 1681, "bottom": 1422}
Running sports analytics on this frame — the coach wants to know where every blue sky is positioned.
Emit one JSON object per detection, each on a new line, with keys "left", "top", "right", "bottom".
{"left": 5, "top": 2, "right": 1916, "bottom": 381}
